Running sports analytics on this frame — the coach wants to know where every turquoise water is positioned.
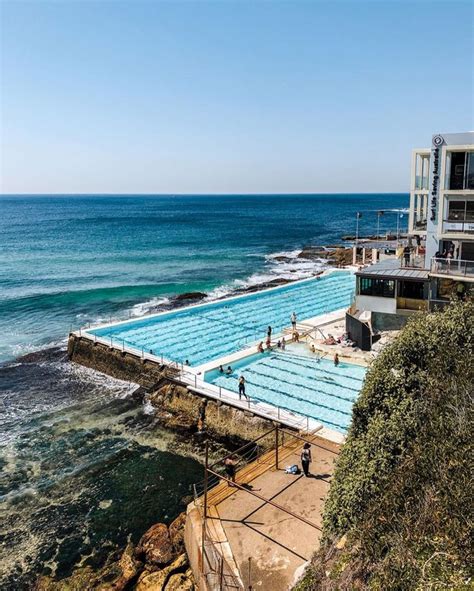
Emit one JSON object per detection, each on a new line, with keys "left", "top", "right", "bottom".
{"left": 205, "top": 348, "right": 367, "bottom": 432}
{"left": 0, "top": 194, "right": 408, "bottom": 362}
{"left": 89, "top": 271, "right": 355, "bottom": 366}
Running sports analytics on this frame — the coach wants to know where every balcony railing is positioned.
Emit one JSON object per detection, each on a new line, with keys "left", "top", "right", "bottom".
{"left": 400, "top": 253, "right": 427, "bottom": 269}
{"left": 431, "top": 258, "right": 474, "bottom": 278}
{"left": 442, "top": 219, "right": 474, "bottom": 234}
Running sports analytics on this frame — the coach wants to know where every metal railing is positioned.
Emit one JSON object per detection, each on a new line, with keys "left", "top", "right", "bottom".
{"left": 174, "top": 365, "right": 314, "bottom": 432}
{"left": 400, "top": 253, "right": 426, "bottom": 269}
{"left": 430, "top": 257, "right": 474, "bottom": 278}
{"left": 196, "top": 429, "right": 337, "bottom": 589}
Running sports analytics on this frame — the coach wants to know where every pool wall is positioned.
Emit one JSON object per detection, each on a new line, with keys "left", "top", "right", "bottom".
{"left": 70, "top": 269, "right": 356, "bottom": 444}
{"left": 67, "top": 333, "right": 300, "bottom": 443}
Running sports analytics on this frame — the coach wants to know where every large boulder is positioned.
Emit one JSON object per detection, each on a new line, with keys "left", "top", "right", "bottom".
{"left": 136, "top": 523, "right": 174, "bottom": 567}
{"left": 135, "top": 554, "right": 188, "bottom": 591}
{"left": 168, "top": 513, "right": 186, "bottom": 553}
{"left": 135, "top": 568, "right": 169, "bottom": 591}
{"left": 165, "top": 572, "right": 194, "bottom": 590}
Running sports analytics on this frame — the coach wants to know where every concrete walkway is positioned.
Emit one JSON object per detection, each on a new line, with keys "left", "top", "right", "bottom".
{"left": 211, "top": 435, "right": 339, "bottom": 590}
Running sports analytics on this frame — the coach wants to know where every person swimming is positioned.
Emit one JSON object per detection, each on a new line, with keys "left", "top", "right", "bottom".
{"left": 226, "top": 365, "right": 233, "bottom": 374}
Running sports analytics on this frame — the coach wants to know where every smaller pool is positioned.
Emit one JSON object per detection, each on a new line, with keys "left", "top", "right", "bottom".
{"left": 204, "top": 347, "right": 366, "bottom": 433}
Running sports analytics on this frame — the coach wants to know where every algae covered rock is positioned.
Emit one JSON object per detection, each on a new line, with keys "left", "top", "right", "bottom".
{"left": 169, "top": 513, "right": 186, "bottom": 553}
{"left": 135, "top": 554, "right": 188, "bottom": 591}
{"left": 165, "top": 572, "right": 194, "bottom": 590}
{"left": 136, "top": 523, "right": 174, "bottom": 567}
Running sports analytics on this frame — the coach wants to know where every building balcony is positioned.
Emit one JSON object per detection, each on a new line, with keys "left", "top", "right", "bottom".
{"left": 442, "top": 219, "right": 474, "bottom": 234}
{"left": 400, "top": 253, "right": 427, "bottom": 269}
{"left": 430, "top": 258, "right": 474, "bottom": 279}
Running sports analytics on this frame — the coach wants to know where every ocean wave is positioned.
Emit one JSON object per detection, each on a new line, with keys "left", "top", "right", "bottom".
{"left": 129, "top": 296, "right": 170, "bottom": 317}
{"left": 205, "top": 248, "right": 327, "bottom": 301}
{"left": 8, "top": 338, "right": 68, "bottom": 361}
{"left": 265, "top": 249, "right": 302, "bottom": 260}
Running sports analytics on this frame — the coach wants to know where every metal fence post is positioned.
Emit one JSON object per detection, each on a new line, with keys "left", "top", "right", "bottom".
{"left": 219, "top": 556, "right": 224, "bottom": 591}
{"left": 275, "top": 425, "right": 279, "bottom": 470}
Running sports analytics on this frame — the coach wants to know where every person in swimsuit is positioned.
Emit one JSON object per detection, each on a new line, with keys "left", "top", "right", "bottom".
{"left": 238, "top": 375, "right": 248, "bottom": 399}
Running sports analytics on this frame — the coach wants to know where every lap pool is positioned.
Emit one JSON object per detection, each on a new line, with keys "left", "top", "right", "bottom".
{"left": 205, "top": 348, "right": 366, "bottom": 433}
{"left": 88, "top": 271, "right": 355, "bottom": 367}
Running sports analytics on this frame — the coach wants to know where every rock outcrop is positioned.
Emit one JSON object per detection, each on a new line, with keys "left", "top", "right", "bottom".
{"left": 136, "top": 523, "right": 174, "bottom": 567}
{"left": 36, "top": 513, "right": 194, "bottom": 590}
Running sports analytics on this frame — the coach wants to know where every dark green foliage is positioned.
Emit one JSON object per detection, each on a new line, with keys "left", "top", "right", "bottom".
{"left": 297, "top": 300, "right": 474, "bottom": 590}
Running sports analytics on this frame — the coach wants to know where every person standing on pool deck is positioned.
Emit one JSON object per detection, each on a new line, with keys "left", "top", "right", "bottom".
{"left": 301, "top": 443, "right": 312, "bottom": 477}
{"left": 291, "top": 312, "right": 297, "bottom": 330}
{"left": 238, "top": 376, "right": 248, "bottom": 400}
{"left": 224, "top": 455, "right": 238, "bottom": 485}
{"left": 281, "top": 336, "right": 286, "bottom": 350}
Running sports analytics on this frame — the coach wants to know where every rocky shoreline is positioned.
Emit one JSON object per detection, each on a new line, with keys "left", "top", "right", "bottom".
{"left": 26, "top": 244, "right": 351, "bottom": 590}
{"left": 36, "top": 512, "right": 194, "bottom": 591}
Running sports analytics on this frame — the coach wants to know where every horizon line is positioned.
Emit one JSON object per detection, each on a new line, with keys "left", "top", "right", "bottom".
{"left": 0, "top": 191, "right": 409, "bottom": 197}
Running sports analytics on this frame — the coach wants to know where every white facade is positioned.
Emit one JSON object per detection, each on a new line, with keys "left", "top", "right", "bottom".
{"left": 409, "top": 132, "right": 474, "bottom": 265}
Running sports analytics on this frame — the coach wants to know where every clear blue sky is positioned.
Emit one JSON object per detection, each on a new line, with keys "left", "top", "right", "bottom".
{"left": 0, "top": 0, "right": 472, "bottom": 194}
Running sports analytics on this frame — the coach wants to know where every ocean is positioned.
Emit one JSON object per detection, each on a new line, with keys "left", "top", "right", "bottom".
{"left": 0, "top": 194, "right": 408, "bottom": 588}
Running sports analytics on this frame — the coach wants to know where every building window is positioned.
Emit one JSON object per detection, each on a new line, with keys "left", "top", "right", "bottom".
{"left": 398, "top": 280, "right": 425, "bottom": 300}
{"left": 359, "top": 277, "right": 395, "bottom": 298}
{"left": 447, "top": 151, "right": 474, "bottom": 190}
{"left": 415, "top": 153, "right": 430, "bottom": 190}
{"left": 447, "top": 199, "right": 474, "bottom": 221}
{"left": 467, "top": 201, "right": 474, "bottom": 221}
{"left": 448, "top": 200, "right": 467, "bottom": 220}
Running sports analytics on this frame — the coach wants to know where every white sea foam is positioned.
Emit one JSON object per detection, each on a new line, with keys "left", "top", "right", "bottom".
{"left": 10, "top": 338, "right": 67, "bottom": 360}
{"left": 51, "top": 360, "right": 139, "bottom": 396}
{"left": 265, "top": 249, "right": 302, "bottom": 260}
{"left": 130, "top": 296, "right": 170, "bottom": 317}
{"left": 205, "top": 247, "right": 328, "bottom": 301}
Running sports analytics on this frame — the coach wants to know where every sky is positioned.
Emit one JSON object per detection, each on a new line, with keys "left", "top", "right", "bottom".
{"left": 0, "top": 0, "right": 472, "bottom": 194}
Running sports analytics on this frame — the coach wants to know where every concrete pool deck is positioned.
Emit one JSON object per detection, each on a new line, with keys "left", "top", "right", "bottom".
{"left": 185, "top": 432, "right": 340, "bottom": 590}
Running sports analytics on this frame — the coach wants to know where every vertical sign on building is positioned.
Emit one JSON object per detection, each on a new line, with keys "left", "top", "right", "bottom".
{"left": 425, "top": 134, "right": 444, "bottom": 263}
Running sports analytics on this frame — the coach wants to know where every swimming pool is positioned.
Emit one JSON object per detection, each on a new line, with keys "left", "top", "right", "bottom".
{"left": 88, "top": 271, "right": 355, "bottom": 367}
{"left": 205, "top": 348, "right": 366, "bottom": 433}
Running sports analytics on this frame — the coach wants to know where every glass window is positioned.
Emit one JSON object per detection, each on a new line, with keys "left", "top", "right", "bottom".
{"left": 465, "top": 201, "right": 474, "bottom": 221}
{"left": 359, "top": 277, "right": 395, "bottom": 298}
{"left": 449, "top": 152, "right": 466, "bottom": 190}
{"left": 399, "top": 281, "right": 425, "bottom": 300}
{"left": 448, "top": 200, "right": 466, "bottom": 220}
{"left": 467, "top": 152, "right": 474, "bottom": 190}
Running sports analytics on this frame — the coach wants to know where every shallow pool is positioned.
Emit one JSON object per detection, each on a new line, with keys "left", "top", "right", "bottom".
{"left": 89, "top": 271, "right": 355, "bottom": 367}
{"left": 205, "top": 348, "right": 366, "bottom": 433}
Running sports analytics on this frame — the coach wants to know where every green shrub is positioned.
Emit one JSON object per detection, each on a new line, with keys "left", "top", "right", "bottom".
{"left": 298, "top": 300, "right": 473, "bottom": 590}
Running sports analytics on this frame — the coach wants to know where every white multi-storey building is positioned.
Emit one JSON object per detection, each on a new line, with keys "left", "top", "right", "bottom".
{"left": 353, "top": 131, "right": 473, "bottom": 336}
{"left": 410, "top": 131, "right": 474, "bottom": 265}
